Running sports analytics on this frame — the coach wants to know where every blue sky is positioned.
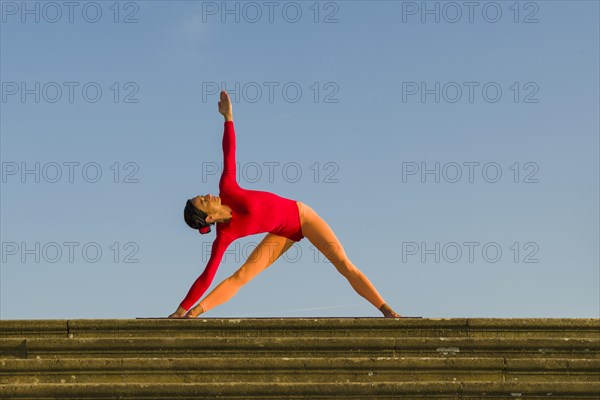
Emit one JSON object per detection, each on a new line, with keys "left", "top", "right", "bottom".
{"left": 1, "top": 1, "right": 598, "bottom": 319}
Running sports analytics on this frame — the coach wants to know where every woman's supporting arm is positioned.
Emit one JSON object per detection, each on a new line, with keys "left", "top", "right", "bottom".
{"left": 178, "top": 234, "right": 234, "bottom": 311}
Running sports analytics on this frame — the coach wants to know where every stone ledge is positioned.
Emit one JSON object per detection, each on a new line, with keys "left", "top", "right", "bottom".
{"left": 1, "top": 318, "right": 599, "bottom": 339}
{"left": 1, "top": 381, "right": 599, "bottom": 398}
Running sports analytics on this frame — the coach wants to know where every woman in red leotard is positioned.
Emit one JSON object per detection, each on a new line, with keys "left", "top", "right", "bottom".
{"left": 168, "top": 90, "right": 401, "bottom": 319}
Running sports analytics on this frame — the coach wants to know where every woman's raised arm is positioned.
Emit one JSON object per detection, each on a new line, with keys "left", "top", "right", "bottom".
{"left": 222, "top": 120, "right": 236, "bottom": 178}
{"left": 218, "top": 90, "right": 237, "bottom": 184}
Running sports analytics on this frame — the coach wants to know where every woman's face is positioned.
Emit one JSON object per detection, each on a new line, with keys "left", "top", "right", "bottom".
{"left": 191, "top": 194, "right": 221, "bottom": 214}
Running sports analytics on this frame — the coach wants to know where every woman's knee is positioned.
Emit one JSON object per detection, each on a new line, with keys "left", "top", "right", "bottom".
{"left": 333, "top": 257, "right": 357, "bottom": 277}
{"left": 231, "top": 267, "right": 253, "bottom": 285}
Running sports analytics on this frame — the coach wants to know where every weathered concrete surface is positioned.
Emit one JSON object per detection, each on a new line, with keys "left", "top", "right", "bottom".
{"left": 1, "top": 382, "right": 599, "bottom": 399}
{"left": 2, "top": 318, "right": 599, "bottom": 338}
{"left": 1, "top": 318, "right": 599, "bottom": 399}
{"left": 2, "top": 357, "right": 599, "bottom": 385}
{"left": 2, "top": 337, "right": 598, "bottom": 359}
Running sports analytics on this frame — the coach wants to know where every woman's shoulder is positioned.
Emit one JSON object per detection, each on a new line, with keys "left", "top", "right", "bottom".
{"left": 219, "top": 173, "right": 243, "bottom": 190}
{"left": 214, "top": 229, "right": 236, "bottom": 245}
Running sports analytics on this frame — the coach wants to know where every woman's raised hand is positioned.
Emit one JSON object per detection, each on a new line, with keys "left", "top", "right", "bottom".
{"left": 218, "top": 90, "right": 233, "bottom": 121}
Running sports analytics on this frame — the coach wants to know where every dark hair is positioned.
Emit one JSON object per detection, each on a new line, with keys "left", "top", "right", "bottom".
{"left": 184, "top": 199, "right": 213, "bottom": 234}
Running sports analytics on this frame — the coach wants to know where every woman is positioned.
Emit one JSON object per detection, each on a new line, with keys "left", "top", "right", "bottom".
{"left": 168, "top": 90, "right": 401, "bottom": 318}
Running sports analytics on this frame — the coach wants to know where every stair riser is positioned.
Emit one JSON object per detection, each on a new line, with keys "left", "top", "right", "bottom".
{"left": 4, "top": 352, "right": 598, "bottom": 360}
{"left": 3, "top": 371, "right": 600, "bottom": 385}
{"left": 3, "top": 319, "right": 599, "bottom": 340}
{"left": 2, "top": 382, "right": 600, "bottom": 399}
{"left": 3, "top": 338, "right": 598, "bottom": 356}
{"left": 4, "top": 350, "right": 599, "bottom": 360}
{"left": 4, "top": 331, "right": 600, "bottom": 339}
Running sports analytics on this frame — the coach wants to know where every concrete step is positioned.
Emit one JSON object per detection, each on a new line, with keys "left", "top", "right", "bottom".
{"left": 2, "top": 318, "right": 599, "bottom": 339}
{"left": 2, "top": 336, "right": 598, "bottom": 359}
{"left": 2, "top": 356, "right": 598, "bottom": 384}
{"left": 1, "top": 381, "right": 599, "bottom": 399}
{"left": 1, "top": 318, "right": 598, "bottom": 399}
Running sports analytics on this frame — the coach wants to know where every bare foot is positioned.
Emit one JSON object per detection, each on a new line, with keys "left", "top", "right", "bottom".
{"left": 379, "top": 303, "right": 402, "bottom": 318}
{"left": 183, "top": 304, "right": 205, "bottom": 318}
{"left": 384, "top": 310, "right": 402, "bottom": 318}
{"left": 167, "top": 306, "right": 188, "bottom": 319}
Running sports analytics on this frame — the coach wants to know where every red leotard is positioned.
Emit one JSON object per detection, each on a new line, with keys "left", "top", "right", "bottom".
{"left": 179, "top": 121, "right": 304, "bottom": 311}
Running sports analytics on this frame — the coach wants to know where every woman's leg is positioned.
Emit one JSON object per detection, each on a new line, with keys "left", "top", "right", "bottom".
{"left": 186, "top": 233, "right": 295, "bottom": 317}
{"left": 298, "top": 202, "right": 397, "bottom": 315}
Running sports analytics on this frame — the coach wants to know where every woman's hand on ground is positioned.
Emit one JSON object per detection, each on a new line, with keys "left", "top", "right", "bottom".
{"left": 218, "top": 90, "right": 233, "bottom": 121}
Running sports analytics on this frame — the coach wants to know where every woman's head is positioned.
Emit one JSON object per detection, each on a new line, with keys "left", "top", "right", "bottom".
{"left": 183, "top": 194, "right": 225, "bottom": 234}
{"left": 184, "top": 197, "right": 212, "bottom": 234}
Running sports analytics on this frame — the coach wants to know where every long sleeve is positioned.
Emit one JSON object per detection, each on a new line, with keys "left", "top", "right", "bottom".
{"left": 179, "top": 233, "right": 233, "bottom": 311}
{"left": 220, "top": 121, "right": 237, "bottom": 186}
